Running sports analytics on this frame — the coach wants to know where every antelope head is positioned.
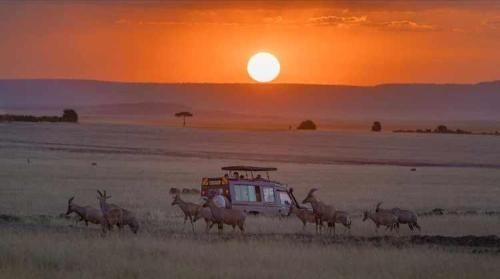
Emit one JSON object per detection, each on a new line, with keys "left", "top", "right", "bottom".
{"left": 302, "top": 188, "right": 318, "bottom": 204}
{"left": 97, "top": 190, "right": 111, "bottom": 205}
{"left": 171, "top": 194, "right": 181, "bottom": 206}
{"left": 66, "top": 196, "right": 75, "bottom": 215}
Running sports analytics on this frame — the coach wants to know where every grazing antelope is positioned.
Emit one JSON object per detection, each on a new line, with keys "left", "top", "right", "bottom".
{"left": 327, "top": 210, "right": 352, "bottom": 234}
{"left": 193, "top": 206, "right": 216, "bottom": 232}
{"left": 203, "top": 197, "right": 246, "bottom": 233}
{"left": 171, "top": 194, "right": 202, "bottom": 233}
{"left": 65, "top": 197, "right": 103, "bottom": 226}
{"left": 376, "top": 202, "right": 421, "bottom": 232}
{"left": 169, "top": 187, "right": 180, "bottom": 195}
{"left": 302, "top": 188, "right": 336, "bottom": 234}
{"left": 362, "top": 210, "right": 399, "bottom": 234}
{"left": 97, "top": 190, "right": 139, "bottom": 234}
{"left": 287, "top": 204, "right": 316, "bottom": 231}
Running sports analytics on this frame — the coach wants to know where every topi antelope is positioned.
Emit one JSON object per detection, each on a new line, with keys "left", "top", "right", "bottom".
{"left": 302, "top": 188, "right": 336, "bottom": 234}
{"left": 193, "top": 206, "right": 216, "bottom": 233}
{"left": 287, "top": 204, "right": 316, "bottom": 231}
{"left": 327, "top": 210, "right": 352, "bottom": 234}
{"left": 202, "top": 197, "right": 246, "bottom": 233}
{"left": 362, "top": 210, "right": 399, "bottom": 234}
{"left": 97, "top": 190, "right": 139, "bottom": 234}
{"left": 66, "top": 197, "right": 104, "bottom": 226}
{"left": 171, "top": 194, "right": 202, "bottom": 233}
{"left": 376, "top": 202, "right": 421, "bottom": 232}
{"left": 169, "top": 187, "right": 180, "bottom": 195}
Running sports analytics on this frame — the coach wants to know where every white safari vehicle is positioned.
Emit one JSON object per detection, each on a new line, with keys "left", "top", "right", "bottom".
{"left": 201, "top": 166, "right": 299, "bottom": 216}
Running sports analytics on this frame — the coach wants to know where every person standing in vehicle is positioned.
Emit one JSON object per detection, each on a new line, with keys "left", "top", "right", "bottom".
{"left": 209, "top": 189, "right": 231, "bottom": 209}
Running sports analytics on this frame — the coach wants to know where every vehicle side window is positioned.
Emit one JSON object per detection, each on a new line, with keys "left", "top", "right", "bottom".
{"left": 278, "top": 191, "right": 291, "bottom": 206}
{"left": 263, "top": 187, "right": 275, "bottom": 202}
{"left": 234, "top": 185, "right": 260, "bottom": 202}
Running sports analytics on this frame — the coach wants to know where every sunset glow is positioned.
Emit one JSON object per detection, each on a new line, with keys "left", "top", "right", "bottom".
{"left": 1, "top": 2, "right": 500, "bottom": 277}
{"left": 0, "top": 2, "right": 498, "bottom": 85}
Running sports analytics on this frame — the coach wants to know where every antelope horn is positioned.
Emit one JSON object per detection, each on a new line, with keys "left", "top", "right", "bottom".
{"left": 68, "top": 196, "right": 74, "bottom": 204}
{"left": 97, "top": 190, "right": 103, "bottom": 197}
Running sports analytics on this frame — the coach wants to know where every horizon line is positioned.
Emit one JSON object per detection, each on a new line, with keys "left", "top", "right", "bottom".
{"left": 0, "top": 77, "right": 499, "bottom": 88}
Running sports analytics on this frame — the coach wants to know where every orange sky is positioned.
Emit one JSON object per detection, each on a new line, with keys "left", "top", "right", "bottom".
{"left": 0, "top": 1, "right": 499, "bottom": 85}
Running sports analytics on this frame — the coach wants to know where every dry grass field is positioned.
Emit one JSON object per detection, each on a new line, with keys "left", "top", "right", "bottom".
{"left": 2, "top": 225, "right": 500, "bottom": 279}
{"left": 1, "top": 159, "right": 499, "bottom": 278}
{"left": 1, "top": 124, "right": 500, "bottom": 278}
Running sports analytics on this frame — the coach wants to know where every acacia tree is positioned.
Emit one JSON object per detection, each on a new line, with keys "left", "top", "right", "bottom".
{"left": 371, "top": 121, "right": 382, "bottom": 132}
{"left": 175, "top": 111, "right": 193, "bottom": 127}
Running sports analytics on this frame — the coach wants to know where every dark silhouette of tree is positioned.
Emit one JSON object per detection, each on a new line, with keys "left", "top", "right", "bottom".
{"left": 371, "top": 121, "right": 382, "bottom": 132}
{"left": 297, "top": 120, "right": 316, "bottom": 130}
{"left": 62, "top": 109, "right": 78, "bottom": 123}
{"left": 434, "top": 125, "right": 449, "bottom": 133}
{"left": 0, "top": 109, "right": 78, "bottom": 123}
{"left": 175, "top": 111, "right": 193, "bottom": 127}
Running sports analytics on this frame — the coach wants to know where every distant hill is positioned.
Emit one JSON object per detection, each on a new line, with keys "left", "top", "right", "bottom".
{"left": 80, "top": 102, "right": 191, "bottom": 116}
{"left": 0, "top": 79, "right": 499, "bottom": 130}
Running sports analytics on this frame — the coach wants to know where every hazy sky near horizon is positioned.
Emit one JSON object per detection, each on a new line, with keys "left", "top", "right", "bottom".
{"left": 0, "top": 1, "right": 499, "bottom": 85}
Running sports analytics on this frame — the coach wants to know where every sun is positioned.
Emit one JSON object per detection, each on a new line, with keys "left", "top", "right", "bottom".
{"left": 247, "top": 52, "right": 280, "bottom": 82}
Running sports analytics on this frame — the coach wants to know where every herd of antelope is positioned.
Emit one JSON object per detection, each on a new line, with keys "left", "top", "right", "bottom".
{"left": 65, "top": 188, "right": 420, "bottom": 236}
{"left": 66, "top": 190, "right": 139, "bottom": 234}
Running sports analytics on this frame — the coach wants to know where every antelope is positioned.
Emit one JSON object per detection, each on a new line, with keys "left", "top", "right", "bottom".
{"left": 171, "top": 194, "right": 201, "bottom": 233}
{"left": 169, "top": 187, "right": 180, "bottom": 195}
{"left": 362, "top": 210, "right": 399, "bottom": 234}
{"left": 376, "top": 202, "right": 421, "bottom": 232}
{"left": 97, "top": 190, "right": 139, "bottom": 234}
{"left": 65, "top": 197, "right": 103, "bottom": 226}
{"left": 287, "top": 204, "right": 316, "bottom": 231}
{"left": 193, "top": 206, "right": 216, "bottom": 232}
{"left": 301, "top": 188, "right": 336, "bottom": 234}
{"left": 203, "top": 197, "right": 246, "bottom": 233}
{"left": 327, "top": 210, "right": 352, "bottom": 234}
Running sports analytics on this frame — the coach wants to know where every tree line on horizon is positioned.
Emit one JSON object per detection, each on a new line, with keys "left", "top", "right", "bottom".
{"left": 0, "top": 109, "right": 78, "bottom": 123}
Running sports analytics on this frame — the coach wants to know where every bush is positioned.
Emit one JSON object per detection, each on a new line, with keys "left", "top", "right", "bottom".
{"left": 434, "top": 125, "right": 449, "bottom": 133}
{"left": 371, "top": 121, "right": 382, "bottom": 132}
{"left": 62, "top": 109, "right": 78, "bottom": 123}
{"left": 297, "top": 120, "right": 317, "bottom": 130}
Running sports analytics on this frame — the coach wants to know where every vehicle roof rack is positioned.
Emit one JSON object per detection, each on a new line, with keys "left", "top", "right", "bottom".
{"left": 221, "top": 166, "right": 278, "bottom": 172}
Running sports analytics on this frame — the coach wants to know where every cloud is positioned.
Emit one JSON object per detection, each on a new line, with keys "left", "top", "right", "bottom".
{"left": 482, "top": 16, "right": 500, "bottom": 29}
{"left": 262, "top": 16, "right": 283, "bottom": 24}
{"left": 114, "top": 11, "right": 435, "bottom": 32}
{"left": 377, "top": 20, "right": 435, "bottom": 31}
{"left": 115, "top": 19, "right": 241, "bottom": 27}
{"left": 308, "top": 15, "right": 367, "bottom": 27}
{"left": 308, "top": 15, "right": 435, "bottom": 31}
{"left": 114, "top": 19, "right": 129, "bottom": 24}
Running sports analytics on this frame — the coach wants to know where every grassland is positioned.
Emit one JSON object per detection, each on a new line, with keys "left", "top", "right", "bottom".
{"left": 1, "top": 158, "right": 500, "bottom": 279}
{"left": 1, "top": 124, "right": 500, "bottom": 278}
{"left": 1, "top": 219, "right": 500, "bottom": 279}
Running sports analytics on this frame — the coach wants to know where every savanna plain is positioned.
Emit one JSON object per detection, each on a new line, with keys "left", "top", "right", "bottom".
{"left": 1, "top": 123, "right": 499, "bottom": 279}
